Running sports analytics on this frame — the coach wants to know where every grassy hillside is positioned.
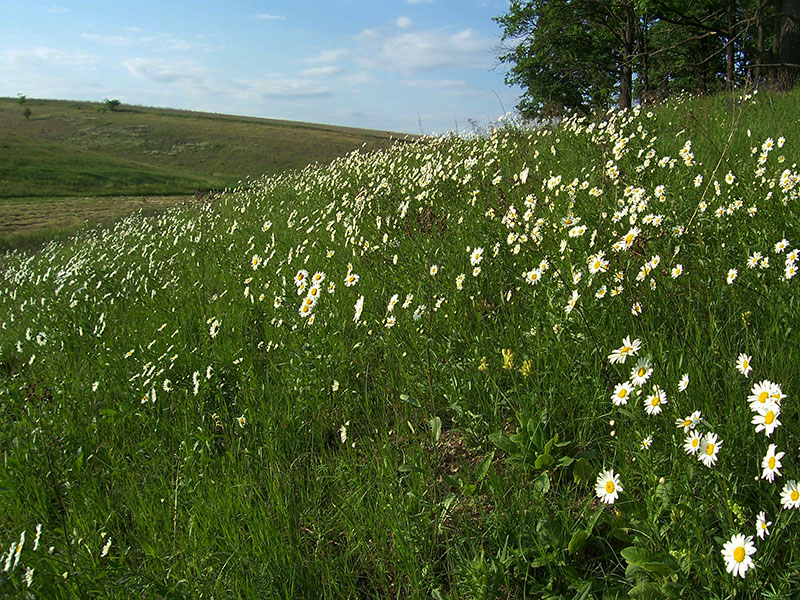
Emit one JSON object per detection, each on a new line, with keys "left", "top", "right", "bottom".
{"left": 0, "top": 97, "right": 402, "bottom": 198}
{"left": 0, "top": 88, "right": 799, "bottom": 598}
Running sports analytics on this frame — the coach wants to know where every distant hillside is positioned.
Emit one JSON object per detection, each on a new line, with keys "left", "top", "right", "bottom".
{"left": 0, "top": 98, "right": 406, "bottom": 199}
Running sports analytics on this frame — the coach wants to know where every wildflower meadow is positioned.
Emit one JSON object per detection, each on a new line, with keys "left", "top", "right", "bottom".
{"left": 1, "top": 89, "right": 798, "bottom": 598}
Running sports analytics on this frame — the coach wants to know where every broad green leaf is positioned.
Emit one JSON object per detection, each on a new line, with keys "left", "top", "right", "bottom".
{"left": 572, "top": 457, "right": 593, "bottom": 483}
{"left": 476, "top": 452, "right": 493, "bottom": 481}
{"left": 533, "top": 471, "right": 550, "bottom": 495}
{"left": 489, "top": 432, "right": 519, "bottom": 455}
{"left": 568, "top": 529, "right": 589, "bottom": 555}
{"left": 429, "top": 416, "right": 441, "bottom": 445}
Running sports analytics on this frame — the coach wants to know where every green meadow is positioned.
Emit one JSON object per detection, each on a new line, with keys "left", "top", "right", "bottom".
{"left": 0, "top": 97, "right": 402, "bottom": 247}
{"left": 1, "top": 89, "right": 799, "bottom": 598}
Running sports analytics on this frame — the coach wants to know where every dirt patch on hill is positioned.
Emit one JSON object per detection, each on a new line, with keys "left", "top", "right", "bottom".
{"left": 0, "top": 195, "right": 195, "bottom": 237}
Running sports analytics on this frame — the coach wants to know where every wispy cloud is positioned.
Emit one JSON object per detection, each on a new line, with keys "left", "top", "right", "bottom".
{"left": 82, "top": 33, "right": 134, "bottom": 46}
{"left": 47, "top": 6, "right": 69, "bottom": 14}
{"left": 298, "top": 66, "right": 343, "bottom": 77}
{"left": 402, "top": 78, "right": 468, "bottom": 89}
{"left": 396, "top": 16, "right": 413, "bottom": 29}
{"left": 301, "top": 49, "right": 350, "bottom": 64}
{"left": 254, "top": 14, "right": 286, "bottom": 21}
{"left": 357, "top": 28, "right": 494, "bottom": 74}
{"left": 122, "top": 57, "right": 209, "bottom": 86}
{"left": 234, "top": 78, "right": 333, "bottom": 100}
{"left": 1, "top": 47, "right": 95, "bottom": 68}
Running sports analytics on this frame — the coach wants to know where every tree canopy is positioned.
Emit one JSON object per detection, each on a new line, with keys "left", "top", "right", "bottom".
{"left": 495, "top": 0, "right": 800, "bottom": 118}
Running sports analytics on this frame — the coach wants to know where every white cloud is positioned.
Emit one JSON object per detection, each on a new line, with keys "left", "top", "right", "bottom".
{"left": 234, "top": 78, "right": 333, "bottom": 99}
{"left": 299, "top": 66, "right": 343, "bottom": 77}
{"left": 358, "top": 28, "right": 493, "bottom": 74}
{"left": 342, "top": 71, "right": 375, "bottom": 86}
{"left": 396, "top": 16, "right": 413, "bottom": 29}
{"left": 254, "top": 14, "right": 286, "bottom": 20}
{"left": 47, "top": 6, "right": 69, "bottom": 14}
{"left": 122, "top": 57, "right": 208, "bottom": 85}
{"left": 1, "top": 47, "right": 95, "bottom": 68}
{"left": 402, "top": 79, "right": 468, "bottom": 89}
{"left": 301, "top": 49, "right": 349, "bottom": 64}
{"left": 82, "top": 33, "right": 134, "bottom": 46}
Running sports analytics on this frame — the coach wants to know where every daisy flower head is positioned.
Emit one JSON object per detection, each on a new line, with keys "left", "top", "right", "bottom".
{"left": 630, "top": 357, "right": 653, "bottom": 386}
{"left": 761, "top": 444, "right": 784, "bottom": 482}
{"left": 429, "top": 264, "right": 439, "bottom": 277}
{"left": 748, "top": 379, "right": 780, "bottom": 411}
{"left": 565, "top": 289, "right": 579, "bottom": 314}
{"left": 675, "top": 410, "right": 701, "bottom": 433}
{"left": 684, "top": 430, "right": 703, "bottom": 455}
{"left": 736, "top": 353, "right": 753, "bottom": 378}
{"left": 640, "top": 436, "right": 652, "bottom": 450}
{"left": 608, "top": 336, "right": 642, "bottom": 364}
{"left": 699, "top": 432, "right": 722, "bottom": 467}
{"left": 752, "top": 402, "right": 781, "bottom": 437}
{"left": 780, "top": 480, "right": 800, "bottom": 509}
{"left": 727, "top": 268, "right": 738, "bottom": 284}
{"left": 756, "top": 511, "right": 771, "bottom": 539}
{"left": 678, "top": 373, "right": 689, "bottom": 392}
{"left": 595, "top": 469, "right": 622, "bottom": 504}
{"left": 294, "top": 269, "right": 309, "bottom": 287}
{"left": 611, "top": 381, "right": 635, "bottom": 406}
{"left": 721, "top": 533, "right": 756, "bottom": 578}
{"left": 413, "top": 304, "right": 426, "bottom": 321}
{"left": 587, "top": 252, "right": 609, "bottom": 274}
{"left": 344, "top": 272, "right": 360, "bottom": 287}
{"left": 470, "top": 247, "right": 484, "bottom": 266}
{"left": 524, "top": 268, "right": 542, "bottom": 285}
{"left": 774, "top": 238, "right": 789, "bottom": 253}
{"left": 644, "top": 386, "right": 667, "bottom": 415}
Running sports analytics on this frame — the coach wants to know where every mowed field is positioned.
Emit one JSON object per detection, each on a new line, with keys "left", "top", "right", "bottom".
{"left": 0, "top": 97, "right": 405, "bottom": 247}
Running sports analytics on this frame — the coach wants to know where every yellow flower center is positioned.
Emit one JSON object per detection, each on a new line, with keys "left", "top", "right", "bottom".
{"left": 682, "top": 419, "right": 691, "bottom": 427}
{"left": 733, "top": 547, "right": 745, "bottom": 563}
{"left": 638, "top": 368, "right": 647, "bottom": 377}
{"left": 792, "top": 490, "right": 799, "bottom": 502}
{"left": 618, "top": 388, "right": 628, "bottom": 399}
{"left": 594, "top": 261, "right": 601, "bottom": 270}
{"left": 742, "top": 359, "right": 748, "bottom": 369}
{"left": 769, "top": 457, "right": 776, "bottom": 469}
{"left": 650, "top": 396, "right": 660, "bottom": 406}
{"left": 605, "top": 481, "right": 615, "bottom": 494}
{"left": 758, "top": 391, "right": 769, "bottom": 403}
{"left": 625, "top": 234, "right": 634, "bottom": 244}
{"left": 765, "top": 411, "right": 775, "bottom": 425}
{"left": 621, "top": 345, "right": 632, "bottom": 354}
{"left": 705, "top": 443, "right": 715, "bottom": 456}
{"left": 691, "top": 438, "right": 699, "bottom": 448}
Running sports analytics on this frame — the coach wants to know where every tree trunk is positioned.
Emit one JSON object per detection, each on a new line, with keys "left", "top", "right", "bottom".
{"left": 727, "top": 0, "right": 737, "bottom": 90}
{"left": 619, "top": 5, "right": 635, "bottom": 109}
{"left": 776, "top": 0, "right": 800, "bottom": 88}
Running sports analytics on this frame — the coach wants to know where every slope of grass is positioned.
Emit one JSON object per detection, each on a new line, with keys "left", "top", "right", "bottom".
{"left": 0, "top": 88, "right": 799, "bottom": 598}
{"left": 0, "top": 97, "right": 403, "bottom": 198}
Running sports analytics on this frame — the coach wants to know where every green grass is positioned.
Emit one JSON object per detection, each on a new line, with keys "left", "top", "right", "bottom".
{"left": 0, "top": 98, "right": 402, "bottom": 199}
{"left": 0, "top": 88, "right": 799, "bottom": 598}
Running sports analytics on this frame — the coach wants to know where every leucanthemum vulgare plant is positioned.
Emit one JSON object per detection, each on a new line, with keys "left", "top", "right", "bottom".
{"left": 0, "top": 88, "right": 798, "bottom": 598}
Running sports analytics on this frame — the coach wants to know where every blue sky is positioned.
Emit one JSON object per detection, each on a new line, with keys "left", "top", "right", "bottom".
{"left": 0, "top": 1, "right": 521, "bottom": 134}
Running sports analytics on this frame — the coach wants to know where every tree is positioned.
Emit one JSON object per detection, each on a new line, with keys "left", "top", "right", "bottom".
{"left": 103, "top": 98, "right": 121, "bottom": 111}
{"left": 22, "top": 107, "right": 32, "bottom": 120}
{"left": 495, "top": 0, "right": 624, "bottom": 118}
{"left": 774, "top": 0, "right": 800, "bottom": 88}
